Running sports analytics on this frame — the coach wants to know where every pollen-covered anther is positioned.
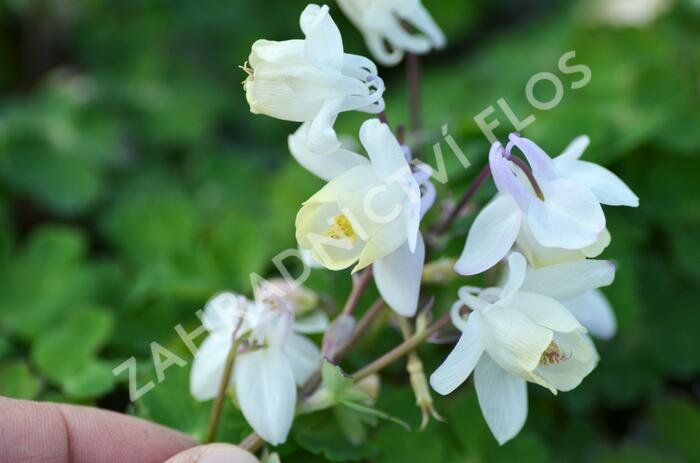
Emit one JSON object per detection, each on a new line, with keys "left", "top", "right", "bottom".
{"left": 326, "top": 214, "right": 357, "bottom": 242}
{"left": 539, "top": 341, "right": 570, "bottom": 366}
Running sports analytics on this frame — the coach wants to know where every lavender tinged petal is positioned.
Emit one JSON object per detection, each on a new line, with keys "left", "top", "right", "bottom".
{"left": 508, "top": 134, "right": 557, "bottom": 186}
{"left": 489, "top": 143, "right": 531, "bottom": 211}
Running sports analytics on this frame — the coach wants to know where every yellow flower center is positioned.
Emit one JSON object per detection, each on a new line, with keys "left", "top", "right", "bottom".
{"left": 326, "top": 214, "right": 357, "bottom": 242}
{"left": 539, "top": 341, "right": 569, "bottom": 366}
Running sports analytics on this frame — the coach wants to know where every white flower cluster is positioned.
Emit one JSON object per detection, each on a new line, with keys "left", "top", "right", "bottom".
{"left": 432, "top": 135, "right": 638, "bottom": 443}
{"left": 190, "top": 1, "right": 640, "bottom": 449}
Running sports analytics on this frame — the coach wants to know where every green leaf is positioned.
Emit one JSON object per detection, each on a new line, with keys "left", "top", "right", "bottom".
{"left": 100, "top": 176, "right": 199, "bottom": 263}
{"left": 293, "top": 411, "right": 379, "bottom": 462}
{"left": 595, "top": 443, "right": 684, "bottom": 463}
{"left": 31, "top": 307, "right": 115, "bottom": 397}
{"left": 669, "top": 222, "right": 700, "bottom": 282}
{"left": 0, "top": 361, "right": 41, "bottom": 399}
{"left": 334, "top": 406, "right": 371, "bottom": 446}
{"left": 341, "top": 401, "right": 410, "bottom": 432}
{"left": 0, "top": 226, "right": 99, "bottom": 340}
{"left": 649, "top": 398, "right": 700, "bottom": 461}
{"left": 0, "top": 337, "right": 11, "bottom": 359}
{"left": 62, "top": 361, "right": 116, "bottom": 399}
{"left": 321, "top": 360, "right": 356, "bottom": 398}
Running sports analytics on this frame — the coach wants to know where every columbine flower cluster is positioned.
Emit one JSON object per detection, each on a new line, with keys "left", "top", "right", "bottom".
{"left": 189, "top": 1, "right": 639, "bottom": 451}
{"left": 433, "top": 135, "right": 638, "bottom": 443}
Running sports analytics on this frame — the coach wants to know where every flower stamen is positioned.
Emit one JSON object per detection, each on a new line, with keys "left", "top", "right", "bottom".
{"left": 326, "top": 214, "right": 357, "bottom": 242}
{"left": 239, "top": 61, "right": 254, "bottom": 85}
{"left": 540, "top": 341, "right": 570, "bottom": 366}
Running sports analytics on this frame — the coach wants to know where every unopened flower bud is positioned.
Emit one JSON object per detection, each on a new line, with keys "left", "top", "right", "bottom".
{"left": 355, "top": 373, "right": 381, "bottom": 403}
{"left": 422, "top": 257, "right": 457, "bottom": 285}
{"left": 407, "top": 352, "right": 444, "bottom": 430}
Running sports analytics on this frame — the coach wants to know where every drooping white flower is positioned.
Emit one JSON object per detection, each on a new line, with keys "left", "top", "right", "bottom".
{"left": 430, "top": 253, "right": 598, "bottom": 444}
{"left": 336, "top": 0, "right": 446, "bottom": 66}
{"left": 244, "top": 4, "right": 385, "bottom": 159}
{"left": 190, "top": 292, "right": 325, "bottom": 445}
{"left": 587, "top": 0, "right": 673, "bottom": 26}
{"left": 296, "top": 119, "right": 424, "bottom": 316}
{"left": 455, "top": 134, "right": 638, "bottom": 276}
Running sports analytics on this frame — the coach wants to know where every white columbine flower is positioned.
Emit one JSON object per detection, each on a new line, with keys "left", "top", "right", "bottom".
{"left": 190, "top": 292, "right": 325, "bottom": 445}
{"left": 296, "top": 119, "right": 424, "bottom": 316}
{"left": 430, "top": 253, "right": 598, "bottom": 444}
{"left": 336, "top": 0, "right": 446, "bottom": 66}
{"left": 455, "top": 134, "right": 639, "bottom": 275}
{"left": 244, "top": 4, "right": 385, "bottom": 157}
{"left": 588, "top": 0, "right": 673, "bottom": 26}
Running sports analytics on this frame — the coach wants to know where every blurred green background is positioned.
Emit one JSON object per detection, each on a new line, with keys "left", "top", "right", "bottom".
{"left": 1, "top": 0, "right": 699, "bottom": 461}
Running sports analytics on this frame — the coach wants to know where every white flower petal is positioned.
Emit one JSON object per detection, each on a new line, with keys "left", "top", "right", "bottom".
{"left": 521, "top": 259, "right": 615, "bottom": 301}
{"left": 508, "top": 292, "right": 583, "bottom": 333}
{"left": 533, "top": 332, "right": 598, "bottom": 392}
{"left": 355, "top": 216, "right": 407, "bottom": 270}
{"left": 300, "top": 4, "right": 344, "bottom": 70}
{"left": 190, "top": 333, "right": 232, "bottom": 401}
{"left": 396, "top": 1, "right": 447, "bottom": 48}
{"left": 288, "top": 123, "right": 369, "bottom": 181}
{"left": 365, "top": 31, "right": 404, "bottom": 66}
{"left": 508, "top": 134, "right": 557, "bottom": 185}
{"left": 201, "top": 292, "right": 248, "bottom": 333}
{"left": 527, "top": 179, "right": 605, "bottom": 249}
{"left": 457, "top": 288, "right": 492, "bottom": 312}
{"left": 474, "top": 355, "right": 528, "bottom": 445}
{"left": 359, "top": 119, "right": 411, "bottom": 182}
{"left": 515, "top": 221, "right": 587, "bottom": 268}
{"left": 285, "top": 333, "right": 322, "bottom": 386}
{"left": 564, "top": 290, "right": 617, "bottom": 339}
{"left": 557, "top": 135, "right": 589, "bottom": 161}
{"left": 501, "top": 252, "right": 528, "bottom": 300}
{"left": 454, "top": 195, "right": 522, "bottom": 276}
{"left": 404, "top": 184, "right": 422, "bottom": 253}
{"left": 554, "top": 159, "right": 639, "bottom": 207}
{"left": 293, "top": 310, "right": 329, "bottom": 334}
{"left": 582, "top": 228, "right": 611, "bottom": 258}
{"left": 304, "top": 164, "right": 377, "bottom": 205}
{"left": 303, "top": 97, "right": 344, "bottom": 155}
{"left": 489, "top": 143, "right": 531, "bottom": 210}
{"left": 482, "top": 306, "right": 552, "bottom": 374}
{"left": 234, "top": 348, "right": 297, "bottom": 445}
{"left": 373, "top": 234, "right": 425, "bottom": 316}
{"left": 430, "top": 311, "right": 487, "bottom": 395}
{"left": 249, "top": 39, "right": 305, "bottom": 66}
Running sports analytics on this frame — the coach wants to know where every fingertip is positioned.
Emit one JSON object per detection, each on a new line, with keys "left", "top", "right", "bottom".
{"left": 164, "top": 443, "right": 259, "bottom": 463}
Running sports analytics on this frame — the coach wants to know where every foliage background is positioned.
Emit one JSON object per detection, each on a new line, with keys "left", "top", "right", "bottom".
{"left": 1, "top": 0, "right": 699, "bottom": 461}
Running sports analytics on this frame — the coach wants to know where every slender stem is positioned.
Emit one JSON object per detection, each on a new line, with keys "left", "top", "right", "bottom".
{"left": 397, "top": 316, "right": 413, "bottom": 342}
{"left": 378, "top": 111, "right": 389, "bottom": 125}
{"left": 351, "top": 311, "right": 452, "bottom": 382}
{"left": 406, "top": 53, "right": 422, "bottom": 139}
{"left": 341, "top": 267, "right": 373, "bottom": 317}
{"left": 205, "top": 322, "right": 244, "bottom": 443}
{"left": 300, "top": 298, "right": 386, "bottom": 400}
{"left": 433, "top": 164, "right": 491, "bottom": 235}
{"left": 240, "top": 432, "right": 264, "bottom": 454}
{"left": 335, "top": 298, "right": 385, "bottom": 362}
